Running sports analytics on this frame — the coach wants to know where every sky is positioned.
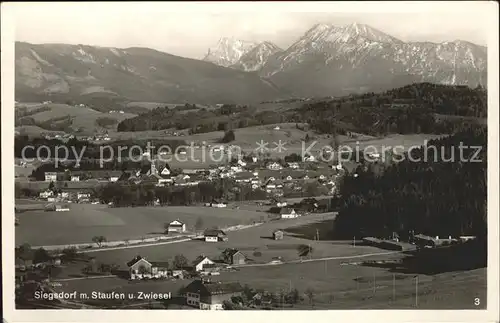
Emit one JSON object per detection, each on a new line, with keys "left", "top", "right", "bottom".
{"left": 7, "top": 2, "right": 495, "bottom": 60}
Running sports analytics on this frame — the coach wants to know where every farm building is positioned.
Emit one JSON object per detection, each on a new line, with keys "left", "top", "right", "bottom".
{"left": 70, "top": 175, "right": 80, "bottom": 182}
{"left": 205, "top": 200, "right": 227, "bottom": 208}
{"left": 280, "top": 208, "right": 298, "bottom": 219}
{"left": 193, "top": 256, "right": 215, "bottom": 272}
{"left": 167, "top": 220, "right": 186, "bottom": 233}
{"left": 223, "top": 249, "right": 246, "bottom": 265}
{"left": 273, "top": 230, "right": 284, "bottom": 240}
{"left": 126, "top": 256, "right": 169, "bottom": 280}
{"left": 204, "top": 229, "right": 228, "bottom": 242}
{"left": 184, "top": 279, "right": 243, "bottom": 310}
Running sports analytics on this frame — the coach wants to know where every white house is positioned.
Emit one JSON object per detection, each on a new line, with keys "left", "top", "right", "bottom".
{"left": 204, "top": 229, "right": 227, "bottom": 242}
{"left": 267, "top": 162, "right": 283, "bottom": 170}
{"left": 230, "top": 166, "right": 243, "bottom": 173}
{"left": 252, "top": 157, "right": 258, "bottom": 163}
{"left": 193, "top": 256, "right": 215, "bottom": 272}
{"left": 71, "top": 175, "right": 80, "bottom": 182}
{"left": 288, "top": 162, "right": 299, "bottom": 169}
{"left": 274, "top": 126, "right": 281, "bottom": 130}
{"left": 184, "top": 280, "right": 243, "bottom": 310}
{"left": 280, "top": 208, "right": 299, "bottom": 219}
{"left": 45, "top": 172, "right": 57, "bottom": 182}
{"left": 54, "top": 204, "right": 70, "bottom": 212}
{"left": 266, "top": 183, "right": 276, "bottom": 190}
{"left": 160, "top": 167, "right": 171, "bottom": 176}
{"left": 39, "top": 190, "right": 54, "bottom": 199}
{"left": 237, "top": 159, "right": 247, "bottom": 167}
{"left": 59, "top": 192, "right": 69, "bottom": 199}
{"left": 127, "top": 256, "right": 169, "bottom": 280}
{"left": 167, "top": 220, "right": 186, "bottom": 233}
{"left": 211, "top": 202, "right": 227, "bottom": 208}
{"left": 276, "top": 201, "right": 287, "bottom": 208}
{"left": 158, "top": 178, "right": 173, "bottom": 185}
{"left": 77, "top": 192, "right": 91, "bottom": 200}
{"left": 110, "top": 176, "right": 119, "bottom": 182}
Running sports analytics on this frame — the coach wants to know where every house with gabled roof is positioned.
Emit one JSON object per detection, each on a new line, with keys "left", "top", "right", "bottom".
{"left": 280, "top": 207, "right": 298, "bottom": 219}
{"left": 204, "top": 229, "right": 228, "bottom": 242}
{"left": 126, "top": 255, "right": 169, "bottom": 280}
{"left": 167, "top": 220, "right": 186, "bottom": 233}
{"left": 184, "top": 279, "right": 243, "bottom": 310}
{"left": 193, "top": 255, "right": 215, "bottom": 272}
{"left": 221, "top": 248, "right": 246, "bottom": 265}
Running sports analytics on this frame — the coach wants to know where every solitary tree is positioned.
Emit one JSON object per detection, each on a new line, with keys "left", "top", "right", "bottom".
{"left": 33, "top": 248, "right": 51, "bottom": 264}
{"left": 220, "top": 130, "right": 235, "bottom": 143}
{"left": 194, "top": 217, "right": 204, "bottom": 234}
{"left": 62, "top": 246, "right": 78, "bottom": 261}
{"left": 173, "top": 254, "right": 188, "bottom": 269}
{"left": 92, "top": 236, "right": 107, "bottom": 247}
{"left": 49, "top": 181, "right": 55, "bottom": 192}
{"left": 297, "top": 244, "right": 313, "bottom": 259}
{"left": 288, "top": 288, "right": 300, "bottom": 304}
{"left": 305, "top": 288, "right": 315, "bottom": 308}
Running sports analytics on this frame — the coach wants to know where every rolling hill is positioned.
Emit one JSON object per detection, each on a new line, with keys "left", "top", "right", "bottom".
{"left": 15, "top": 42, "right": 285, "bottom": 107}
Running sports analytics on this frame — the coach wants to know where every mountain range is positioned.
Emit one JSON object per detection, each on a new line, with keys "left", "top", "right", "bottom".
{"left": 15, "top": 22, "right": 487, "bottom": 106}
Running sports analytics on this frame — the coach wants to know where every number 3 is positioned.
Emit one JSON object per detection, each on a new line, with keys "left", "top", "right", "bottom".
{"left": 474, "top": 298, "right": 480, "bottom": 306}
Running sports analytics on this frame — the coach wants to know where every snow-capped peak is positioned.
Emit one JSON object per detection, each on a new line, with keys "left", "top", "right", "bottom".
{"left": 232, "top": 41, "right": 283, "bottom": 71}
{"left": 204, "top": 37, "right": 258, "bottom": 67}
{"left": 299, "top": 22, "right": 401, "bottom": 47}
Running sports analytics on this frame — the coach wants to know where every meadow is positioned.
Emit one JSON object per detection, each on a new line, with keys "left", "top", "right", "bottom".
{"left": 54, "top": 249, "right": 486, "bottom": 309}
{"left": 15, "top": 204, "right": 266, "bottom": 246}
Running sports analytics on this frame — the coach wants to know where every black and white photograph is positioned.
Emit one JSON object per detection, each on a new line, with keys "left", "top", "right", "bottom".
{"left": 1, "top": 1, "right": 499, "bottom": 322}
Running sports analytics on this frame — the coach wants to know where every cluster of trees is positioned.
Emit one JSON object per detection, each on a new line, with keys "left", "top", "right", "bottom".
{"left": 333, "top": 127, "right": 487, "bottom": 240}
{"left": 15, "top": 136, "right": 187, "bottom": 160}
{"left": 95, "top": 117, "right": 118, "bottom": 128}
{"left": 15, "top": 182, "right": 39, "bottom": 198}
{"left": 95, "top": 179, "right": 268, "bottom": 207}
{"left": 220, "top": 130, "right": 235, "bottom": 143}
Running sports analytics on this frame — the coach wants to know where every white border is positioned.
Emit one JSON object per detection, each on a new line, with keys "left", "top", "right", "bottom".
{"left": 2, "top": 2, "right": 499, "bottom": 323}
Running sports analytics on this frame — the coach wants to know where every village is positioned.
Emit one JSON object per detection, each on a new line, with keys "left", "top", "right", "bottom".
{"left": 14, "top": 142, "right": 481, "bottom": 310}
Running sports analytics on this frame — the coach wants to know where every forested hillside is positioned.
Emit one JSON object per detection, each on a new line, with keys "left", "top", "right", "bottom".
{"left": 116, "top": 83, "right": 487, "bottom": 136}
{"left": 333, "top": 126, "right": 487, "bottom": 239}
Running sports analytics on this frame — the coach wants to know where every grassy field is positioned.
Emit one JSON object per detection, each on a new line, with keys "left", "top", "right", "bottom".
{"left": 52, "top": 266, "right": 486, "bottom": 309}
{"left": 75, "top": 213, "right": 367, "bottom": 268}
{"left": 53, "top": 245, "right": 486, "bottom": 309}
{"left": 34, "top": 208, "right": 487, "bottom": 309}
{"left": 15, "top": 204, "right": 267, "bottom": 246}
